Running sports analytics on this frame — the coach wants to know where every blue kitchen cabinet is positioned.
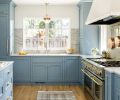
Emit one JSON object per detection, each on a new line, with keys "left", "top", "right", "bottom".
{"left": 63, "top": 57, "right": 79, "bottom": 83}
{"left": 11, "top": 57, "right": 30, "bottom": 83}
{"left": 79, "top": 2, "right": 99, "bottom": 55}
{"left": 105, "top": 71, "right": 120, "bottom": 100}
{"left": 31, "top": 63, "right": 47, "bottom": 83}
{"left": 31, "top": 57, "right": 63, "bottom": 83}
{"left": 105, "top": 71, "right": 113, "bottom": 100}
{"left": 0, "top": 62, "right": 13, "bottom": 100}
{"left": 48, "top": 64, "right": 63, "bottom": 82}
{"left": 0, "top": 2, "right": 15, "bottom": 59}
{"left": 113, "top": 74, "right": 120, "bottom": 100}
{"left": 0, "top": 14, "right": 8, "bottom": 58}
{"left": 0, "top": 71, "right": 4, "bottom": 99}
{"left": 79, "top": 56, "right": 84, "bottom": 85}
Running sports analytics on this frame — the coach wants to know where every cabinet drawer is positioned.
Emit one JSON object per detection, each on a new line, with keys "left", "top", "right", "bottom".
{"left": 0, "top": 4, "right": 8, "bottom": 16}
{"left": 64, "top": 57, "right": 78, "bottom": 60}
{"left": 32, "top": 57, "right": 63, "bottom": 63}
{"left": 3, "top": 66, "right": 12, "bottom": 82}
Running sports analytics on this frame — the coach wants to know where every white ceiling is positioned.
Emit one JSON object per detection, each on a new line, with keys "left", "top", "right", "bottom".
{"left": 13, "top": 0, "right": 80, "bottom": 5}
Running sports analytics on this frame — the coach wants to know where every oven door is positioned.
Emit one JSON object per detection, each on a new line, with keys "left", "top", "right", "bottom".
{"left": 82, "top": 69, "right": 94, "bottom": 97}
{"left": 82, "top": 69, "right": 104, "bottom": 100}
{"left": 92, "top": 76, "right": 104, "bottom": 100}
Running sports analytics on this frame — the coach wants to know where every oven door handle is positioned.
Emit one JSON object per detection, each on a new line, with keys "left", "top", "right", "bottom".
{"left": 81, "top": 69, "right": 103, "bottom": 86}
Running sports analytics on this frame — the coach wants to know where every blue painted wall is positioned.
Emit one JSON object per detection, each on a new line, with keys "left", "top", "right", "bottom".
{"left": 79, "top": 2, "right": 99, "bottom": 55}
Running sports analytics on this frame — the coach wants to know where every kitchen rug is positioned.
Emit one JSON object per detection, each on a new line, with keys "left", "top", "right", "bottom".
{"left": 37, "top": 91, "right": 76, "bottom": 100}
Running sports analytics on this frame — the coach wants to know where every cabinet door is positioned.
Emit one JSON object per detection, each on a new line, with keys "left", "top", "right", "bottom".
{"left": 105, "top": 72, "right": 112, "bottom": 100}
{"left": 114, "top": 75, "right": 120, "bottom": 100}
{"left": 0, "top": 4, "right": 8, "bottom": 16}
{"left": 0, "top": 16, "right": 8, "bottom": 58}
{"left": 31, "top": 64, "right": 47, "bottom": 83}
{"left": 48, "top": 64, "right": 62, "bottom": 82}
{"left": 12, "top": 57, "right": 30, "bottom": 83}
{"left": 79, "top": 57, "right": 84, "bottom": 85}
{"left": 63, "top": 57, "right": 79, "bottom": 82}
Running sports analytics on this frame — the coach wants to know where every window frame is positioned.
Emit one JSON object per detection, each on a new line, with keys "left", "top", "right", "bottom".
{"left": 23, "top": 17, "right": 71, "bottom": 51}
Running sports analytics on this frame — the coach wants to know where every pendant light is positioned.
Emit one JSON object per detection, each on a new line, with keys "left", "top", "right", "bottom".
{"left": 43, "top": 2, "right": 51, "bottom": 23}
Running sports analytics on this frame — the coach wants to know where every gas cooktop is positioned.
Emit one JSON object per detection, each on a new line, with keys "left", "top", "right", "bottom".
{"left": 87, "top": 58, "right": 120, "bottom": 67}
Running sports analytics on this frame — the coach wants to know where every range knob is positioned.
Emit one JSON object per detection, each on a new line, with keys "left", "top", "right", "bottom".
{"left": 96, "top": 70, "right": 102, "bottom": 76}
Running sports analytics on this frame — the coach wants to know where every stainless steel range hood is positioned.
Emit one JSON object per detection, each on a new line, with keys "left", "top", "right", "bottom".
{"left": 86, "top": 0, "right": 120, "bottom": 25}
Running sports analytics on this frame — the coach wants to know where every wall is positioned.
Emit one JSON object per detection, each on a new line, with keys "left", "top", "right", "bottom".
{"left": 15, "top": 5, "right": 79, "bottom": 29}
{"left": 14, "top": 5, "right": 80, "bottom": 53}
{"left": 79, "top": 2, "right": 99, "bottom": 55}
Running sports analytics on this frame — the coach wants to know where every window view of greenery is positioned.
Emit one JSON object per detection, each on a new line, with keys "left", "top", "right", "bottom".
{"left": 23, "top": 18, "right": 70, "bottom": 51}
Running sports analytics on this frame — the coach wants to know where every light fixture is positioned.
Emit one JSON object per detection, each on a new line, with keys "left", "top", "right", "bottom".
{"left": 43, "top": 2, "right": 51, "bottom": 23}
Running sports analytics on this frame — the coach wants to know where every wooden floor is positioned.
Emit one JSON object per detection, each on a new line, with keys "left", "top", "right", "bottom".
{"left": 13, "top": 85, "right": 92, "bottom": 100}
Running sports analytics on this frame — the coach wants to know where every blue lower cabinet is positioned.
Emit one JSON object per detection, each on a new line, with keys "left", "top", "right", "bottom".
{"left": 0, "top": 62, "right": 13, "bottom": 100}
{"left": 105, "top": 71, "right": 120, "bottom": 100}
{"left": 105, "top": 71, "right": 113, "bottom": 100}
{"left": 31, "top": 64, "right": 47, "bottom": 83}
{"left": 0, "top": 71, "right": 4, "bottom": 99}
{"left": 11, "top": 57, "right": 30, "bottom": 83}
{"left": 48, "top": 64, "right": 62, "bottom": 82}
{"left": 63, "top": 57, "right": 79, "bottom": 83}
{"left": 113, "top": 74, "right": 120, "bottom": 100}
{"left": 79, "top": 57, "right": 84, "bottom": 85}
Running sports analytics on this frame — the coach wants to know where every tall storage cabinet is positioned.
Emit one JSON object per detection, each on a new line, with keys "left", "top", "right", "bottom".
{"left": 79, "top": 1, "right": 99, "bottom": 55}
{"left": 0, "top": 4, "right": 9, "bottom": 59}
{"left": 0, "top": 0, "right": 15, "bottom": 59}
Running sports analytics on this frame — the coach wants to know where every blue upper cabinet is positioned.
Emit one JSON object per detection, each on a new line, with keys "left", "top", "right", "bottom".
{"left": 0, "top": 4, "right": 9, "bottom": 16}
{"left": 0, "top": 4, "right": 9, "bottom": 58}
{"left": 0, "top": 16, "right": 8, "bottom": 58}
{"left": 79, "top": 2, "right": 99, "bottom": 54}
{"left": 0, "top": 1, "right": 15, "bottom": 59}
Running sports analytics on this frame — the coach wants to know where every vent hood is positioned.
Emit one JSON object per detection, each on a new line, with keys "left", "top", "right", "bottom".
{"left": 86, "top": 0, "right": 120, "bottom": 25}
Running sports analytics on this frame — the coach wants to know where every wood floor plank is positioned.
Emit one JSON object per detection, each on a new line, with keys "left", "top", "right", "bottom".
{"left": 13, "top": 85, "right": 92, "bottom": 100}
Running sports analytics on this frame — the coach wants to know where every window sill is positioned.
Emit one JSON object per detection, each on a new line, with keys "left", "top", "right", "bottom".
{"left": 10, "top": 53, "right": 80, "bottom": 57}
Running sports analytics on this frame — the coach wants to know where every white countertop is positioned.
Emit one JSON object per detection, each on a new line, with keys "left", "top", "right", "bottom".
{"left": 80, "top": 55, "right": 101, "bottom": 58}
{"left": 0, "top": 61, "right": 14, "bottom": 72}
{"left": 105, "top": 67, "right": 120, "bottom": 75}
{"left": 10, "top": 53, "right": 80, "bottom": 57}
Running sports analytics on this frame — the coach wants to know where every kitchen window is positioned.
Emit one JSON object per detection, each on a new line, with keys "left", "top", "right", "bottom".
{"left": 23, "top": 18, "right": 70, "bottom": 52}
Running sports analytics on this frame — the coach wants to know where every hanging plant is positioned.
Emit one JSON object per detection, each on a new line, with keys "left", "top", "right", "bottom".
{"left": 39, "top": 21, "right": 45, "bottom": 29}
{"left": 49, "top": 21, "right": 55, "bottom": 29}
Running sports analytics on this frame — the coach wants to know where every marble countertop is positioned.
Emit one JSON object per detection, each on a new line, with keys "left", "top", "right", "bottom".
{"left": 80, "top": 55, "right": 101, "bottom": 58}
{"left": 10, "top": 53, "right": 80, "bottom": 57}
{"left": 105, "top": 67, "right": 120, "bottom": 75}
{"left": 0, "top": 61, "right": 14, "bottom": 72}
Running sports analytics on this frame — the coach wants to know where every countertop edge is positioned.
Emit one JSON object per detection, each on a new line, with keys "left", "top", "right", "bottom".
{"left": 10, "top": 54, "right": 80, "bottom": 57}
{"left": 0, "top": 61, "right": 14, "bottom": 72}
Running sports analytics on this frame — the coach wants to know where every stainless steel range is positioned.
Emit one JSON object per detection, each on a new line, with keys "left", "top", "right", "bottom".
{"left": 81, "top": 58, "right": 120, "bottom": 100}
